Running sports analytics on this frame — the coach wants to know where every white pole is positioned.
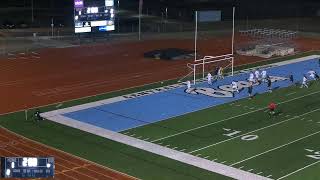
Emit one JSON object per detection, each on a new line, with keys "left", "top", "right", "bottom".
{"left": 193, "top": 64, "right": 196, "bottom": 85}
{"left": 25, "top": 109, "right": 28, "bottom": 121}
{"left": 232, "top": 57, "right": 234, "bottom": 76}
{"left": 194, "top": 11, "right": 198, "bottom": 61}
{"left": 232, "top": 7, "right": 235, "bottom": 76}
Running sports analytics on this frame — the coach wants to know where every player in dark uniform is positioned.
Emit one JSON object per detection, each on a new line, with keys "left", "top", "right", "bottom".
{"left": 248, "top": 82, "right": 253, "bottom": 99}
{"left": 289, "top": 74, "right": 294, "bottom": 84}
{"left": 34, "top": 109, "right": 43, "bottom": 121}
{"left": 267, "top": 76, "right": 272, "bottom": 92}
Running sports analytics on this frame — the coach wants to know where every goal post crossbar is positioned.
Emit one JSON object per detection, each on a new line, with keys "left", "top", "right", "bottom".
{"left": 190, "top": 55, "right": 234, "bottom": 85}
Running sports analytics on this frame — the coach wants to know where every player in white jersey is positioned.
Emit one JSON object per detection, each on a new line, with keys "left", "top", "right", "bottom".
{"left": 301, "top": 76, "right": 308, "bottom": 88}
{"left": 261, "top": 70, "right": 267, "bottom": 82}
{"left": 254, "top": 69, "right": 260, "bottom": 81}
{"left": 308, "top": 70, "right": 317, "bottom": 80}
{"left": 186, "top": 80, "right": 191, "bottom": 89}
{"left": 207, "top": 73, "right": 212, "bottom": 85}
{"left": 232, "top": 81, "right": 239, "bottom": 93}
{"left": 249, "top": 72, "right": 255, "bottom": 83}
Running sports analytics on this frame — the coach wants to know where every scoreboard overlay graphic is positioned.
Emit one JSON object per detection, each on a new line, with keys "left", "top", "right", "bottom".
{"left": 74, "top": 0, "right": 115, "bottom": 33}
{"left": 0, "top": 157, "right": 54, "bottom": 178}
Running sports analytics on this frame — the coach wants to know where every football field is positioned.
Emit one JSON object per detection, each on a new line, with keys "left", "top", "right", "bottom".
{"left": 120, "top": 81, "right": 320, "bottom": 180}
{"left": 41, "top": 55, "right": 320, "bottom": 180}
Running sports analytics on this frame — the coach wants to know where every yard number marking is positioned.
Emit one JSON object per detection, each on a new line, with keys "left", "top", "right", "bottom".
{"left": 223, "top": 128, "right": 259, "bottom": 141}
{"left": 305, "top": 148, "right": 320, "bottom": 160}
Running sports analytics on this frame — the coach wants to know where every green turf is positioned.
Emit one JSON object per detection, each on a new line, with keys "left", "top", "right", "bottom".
{"left": 1, "top": 51, "right": 320, "bottom": 180}
{"left": 124, "top": 81, "right": 320, "bottom": 179}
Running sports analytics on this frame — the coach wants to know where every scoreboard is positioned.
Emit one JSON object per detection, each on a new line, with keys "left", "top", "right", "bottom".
{"left": 0, "top": 157, "right": 54, "bottom": 178}
{"left": 74, "top": 0, "right": 115, "bottom": 33}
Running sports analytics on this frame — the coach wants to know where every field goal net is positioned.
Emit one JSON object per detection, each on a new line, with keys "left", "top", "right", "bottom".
{"left": 179, "top": 54, "right": 234, "bottom": 85}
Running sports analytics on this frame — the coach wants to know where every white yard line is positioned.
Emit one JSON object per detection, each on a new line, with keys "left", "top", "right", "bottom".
{"left": 277, "top": 161, "right": 320, "bottom": 180}
{"left": 190, "top": 108, "right": 320, "bottom": 153}
{"left": 151, "top": 90, "right": 320, "bottom": 143}
{"left": 231, "top": 131, "right": 320, "bottom": 166}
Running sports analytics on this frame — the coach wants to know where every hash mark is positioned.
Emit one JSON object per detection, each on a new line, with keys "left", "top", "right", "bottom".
{"left": 204, "top": 156, "right": 210, "bottom": 159}
{"left": 196, "top": 154, "right": 202, "bottom": 157}
{"left": 180, "top": 149, "right": 186, "bottom": 152}
{"left": 248, "top": 169, "right": 254, "bottom": 172}
{"left": 221, "top": 161, "right": 227, "bottom": 164}
{"left": 285, "top": 115, "right": 291, "bottom": 117}
{"left": 129, "top": 134, "right": 136, "bottom": 137}
{"left": 212, "top": 158, "right": 218, "bottom": 161}
{"left": 267, "top": 175, "right": 272, "bottom": 178}
{"left": 257, "top": 172, "right": 263, "bottom": 175}
{"left": 143, "top": 138, "right": 150, "bottom": 141}
{"left": 123, "top": 132, "right": 130, "bottom": 135}
{"left": 239, "top": 166, "right": 244, "bottom": 169}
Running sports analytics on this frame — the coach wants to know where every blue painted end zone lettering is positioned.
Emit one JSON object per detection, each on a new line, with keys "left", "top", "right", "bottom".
{"left": 63, "top": 58, "right": 320, "bottom": 132}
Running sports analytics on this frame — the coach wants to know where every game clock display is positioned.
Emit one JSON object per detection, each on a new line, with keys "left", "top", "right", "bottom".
{"left": 0, "top": 157, "right": 54, "bottom": 178}
{"left": 74, "top": 0, "right": 115, "bottom": 33}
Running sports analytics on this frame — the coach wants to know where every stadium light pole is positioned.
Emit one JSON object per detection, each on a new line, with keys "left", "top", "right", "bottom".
{"left": 31, "top": 0, "right": 34, "bottom": 23}
{"left": 194, "top": 11, "right": 198, "bottom": 62}
{"left": 231, "top": 6, "right": 235, "bottom": 76}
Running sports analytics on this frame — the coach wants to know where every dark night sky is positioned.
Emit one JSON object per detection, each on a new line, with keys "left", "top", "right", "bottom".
{"left": 1, "top": 0, "right": 320, "bottom": 26}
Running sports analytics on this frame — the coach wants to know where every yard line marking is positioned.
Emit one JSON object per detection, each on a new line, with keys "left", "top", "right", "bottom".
{"left": 190, "top": 108, "right": 320, "bottom": 153}
{"left": 151, "top": 90, "right": 320, "bottom": 143}
{"left": 220, "top": 161, "right": 227, "bottom": 164}
{"left": 277, "top": 161, "right": 320, "bottom": 180}
{"left": 304, "top": 148, "right": 314, "bottom": 152}
{"left": 286, "top": 92, "right": 297, "bottom": 96}
{"left": 231, "top": 131, "right": 320, "bottom": 166}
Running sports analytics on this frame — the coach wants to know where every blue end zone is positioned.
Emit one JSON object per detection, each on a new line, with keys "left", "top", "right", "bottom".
{"left": 64, "top": 58, "right": 320, "bottom": 132}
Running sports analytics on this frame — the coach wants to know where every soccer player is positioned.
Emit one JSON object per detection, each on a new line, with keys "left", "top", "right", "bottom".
{"left": 249, "top": 72, "right": 255, "bottom": 83}
{"left": 308, "top": 70, "right": 317, "bottom": 80}
{"left": 217, "top": 67, "right": 224, "bottom": 79}
{"left": 232, "top": 81, "right": 239, "bottom": 93}
{"left": 289, "top": 74, "right": 294, "bottom": 84}
{"left": 254, "top": 69, "right": 260, "bottom": 82}
{"left": 261, "top": 70, "right": 267, "bottom": 82}
{"left": 186, "top": 80, "right": 191, "bottom": 89}
{"left": 248, "top": 82, "right": 253, "bottom": 98}
{"left": 207, "top": 73, "right": 212, "bottom": 85}
{"left": 267, "top": 76, "right": 272, "bottom": 92}
{"left": 268, "top": 102, "right": 277, "bottom": 116}
{"left": 301, "top": 75, "right": 308, "bottom": 88}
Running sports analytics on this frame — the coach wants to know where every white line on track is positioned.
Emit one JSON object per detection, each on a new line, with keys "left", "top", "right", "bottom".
{"left": 277, "top": 161, "right": 320, "bottom": 180}
{"left": 190, "top": 108, "right": 320, "bottom": 153}
{"left": 230, "top": 130, "right": 320, "bottom": 166}
{"left": 151, "top": 90, "right": 320, "bottom": 143}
